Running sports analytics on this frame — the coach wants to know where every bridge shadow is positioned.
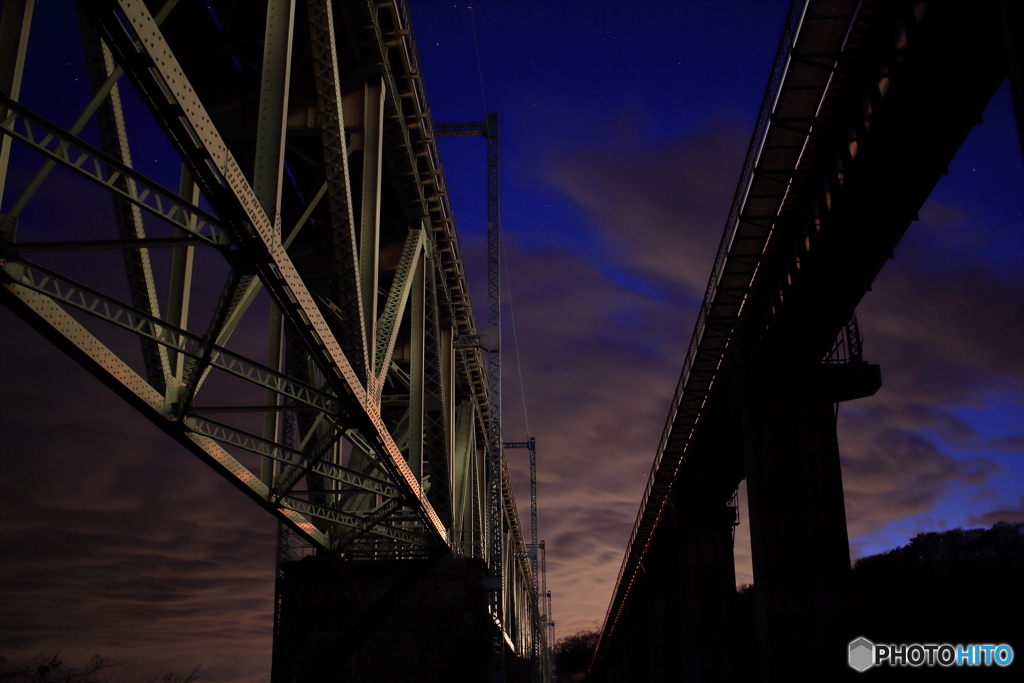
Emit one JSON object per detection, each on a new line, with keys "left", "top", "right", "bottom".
{"left": 272, "top": 554, "right": 534, "bottom": 682}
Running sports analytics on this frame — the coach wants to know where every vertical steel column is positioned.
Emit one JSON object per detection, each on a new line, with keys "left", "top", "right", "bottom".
{"left": 527, "top": 436, "right": 541, "bottom": 683}
{"left": 502, "top": 439, "right": 539, "bottom": 589}
{"left": 359, "top": 78, "right": 384, "bottom": 379}
{"left": 547, "top": 587, "right": 555, "bottom": 682}
{"left": 166, "top": 165, "right": 197, "bottom": 391}
{"left": 528, "top": 437, "right": 538, "bottom": 567}
{"left": 483, "top": 112, "right": 504, "bottom": 683}
{"left": 254, "top": 0, "right": 295, "bottom": 485}
{"left": 409, "top": 250, "right": 426, "bottom": 480}
{"left": 253, "top": 0, "right": 295, "bottom": 234}
{"left": 453, "top": 401, "right": 476, "bottom": 554}
{"left": 504, "top": 435, "right": 542, "bottom": 678}
{"left": 435, "top": 114, "right": 515, "bottom": 678}
{"left": 255, "top": 7, "right": 296, "bottom": 673}
{"left": 0, "top": 0, "right": 32, "bottom": 209}
{"left": 306, "top": 0, "right": 366, "bottom": 385}
{"left": 541, "top": 541, "right": 554, "bottom": 682}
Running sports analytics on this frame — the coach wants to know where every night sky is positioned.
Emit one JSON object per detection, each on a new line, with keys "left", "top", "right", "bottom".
{"left": 2, "top": 1, "right": 1023, "bottom": 681}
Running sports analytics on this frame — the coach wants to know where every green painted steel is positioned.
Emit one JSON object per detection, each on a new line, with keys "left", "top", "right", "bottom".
{"left": 0, "top": 0, "right": 548, "bottom": 678}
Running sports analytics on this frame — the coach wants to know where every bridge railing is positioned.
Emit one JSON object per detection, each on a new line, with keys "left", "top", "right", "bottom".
{"left": 687, "top": 0, "right": 809, "bottom": 397}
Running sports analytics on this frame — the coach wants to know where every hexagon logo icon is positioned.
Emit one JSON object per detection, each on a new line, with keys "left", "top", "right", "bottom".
{"left": 849, "top": 637, "right": 875, "bottom": 672}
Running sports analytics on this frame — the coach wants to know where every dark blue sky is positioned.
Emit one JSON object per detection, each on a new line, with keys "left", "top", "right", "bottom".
{"left": 406, "top": 0, "right": 1024, "bottom": 623}
{"left": 411, "top": 0, "right": 789, "bottom": 257}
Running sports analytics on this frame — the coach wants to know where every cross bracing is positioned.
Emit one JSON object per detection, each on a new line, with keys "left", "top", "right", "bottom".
{"left": 0, "top": 0, "right": 546, "bottom": 669}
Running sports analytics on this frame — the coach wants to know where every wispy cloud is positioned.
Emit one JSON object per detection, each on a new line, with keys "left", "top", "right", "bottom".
{"left": 0, "top": 312, "right": 276, "bottom": 681}
{"left": 527, "top": 124, "right": 1024, "bottom": 635}
{"left": 2, "top": 117, "right": 1021, "bottom": 674}
{"left": 838, "top": 204, "right": 1024, "bottom": 545}
{"left": 968, "top": 496, "right": 1024, "bottom": 526}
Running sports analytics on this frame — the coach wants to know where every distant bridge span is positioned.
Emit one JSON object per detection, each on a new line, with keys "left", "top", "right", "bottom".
{"left": 590, "top": 0, "right": 1022, "bottom": 680}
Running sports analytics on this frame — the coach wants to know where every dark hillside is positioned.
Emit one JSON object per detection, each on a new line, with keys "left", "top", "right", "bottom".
{"left": 844, "top": 522, "right": 1023, "bottom": 678}
{"left": 734, "top": 523, "right": 1023, "bottom": 680}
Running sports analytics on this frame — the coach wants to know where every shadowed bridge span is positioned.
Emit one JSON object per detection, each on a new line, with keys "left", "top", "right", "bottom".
{"left": 589, "top": 0, "right": 1023, "bottom": 680}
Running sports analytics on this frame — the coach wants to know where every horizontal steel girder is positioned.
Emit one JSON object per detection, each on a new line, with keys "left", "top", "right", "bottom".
{"left": 1, "top": 260, "right": 342, "bottom": 414}
{"left": 0, "top": 94, "right": 229, "bottom": 247}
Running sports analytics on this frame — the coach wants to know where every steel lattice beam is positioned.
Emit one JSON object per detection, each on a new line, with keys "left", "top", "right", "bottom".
{"left": 80, "top": 0, "right": 449, "bottom": 546}
{"left": 1, "top": 0, "right": 547, "bottom": 672}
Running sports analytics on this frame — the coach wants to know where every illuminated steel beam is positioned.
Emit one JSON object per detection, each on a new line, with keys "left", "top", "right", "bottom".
{"left": 0, "top": 95, "right": 229, "bottom": 247}
{"left": 78, "top": 15, "right": 172, "bottom": 395}
{"left": 81, "top": 0, "right": 447, "bottom": 545}
{"left": 374, "top": 228, "right": 425, "bottom": 398}
{"left": 307, "top": 0, "right": 368, "bottom": 386}
{"left": 183, "top": 416, "right": 402, "bottom": 500}
{"left": 2, "top": 260, "right": 342, "bottom": 414}
{"left": 2, "top": 0, "right": 546, "bottom": 673}
{"left": 279, "top": 495, "right": 427, "bottom": 546}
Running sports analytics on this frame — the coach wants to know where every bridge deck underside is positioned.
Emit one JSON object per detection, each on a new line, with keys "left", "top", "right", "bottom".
{"left": 593, "top": 0, "right": 1011, "bottom": 675}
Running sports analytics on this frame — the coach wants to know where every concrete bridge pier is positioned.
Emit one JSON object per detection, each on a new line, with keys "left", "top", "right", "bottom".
{"left": 589, "top": 483, "right": 737, "bottom": 682}
{"left": 671, "top": 493, "right": 739, "bottom": 681}
{"left": 742, "top": 362, "right": 868, "bottom": 680}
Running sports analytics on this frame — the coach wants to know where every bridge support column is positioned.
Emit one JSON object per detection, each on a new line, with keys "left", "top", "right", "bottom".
{"left": 742, "top": 366, "right": 852, "bottom": 680}
{"left": 590, "top": 490, "right": 737, "bottom": 682}
{"left": 672, "top": 496, "right": 738, "bottom": 681}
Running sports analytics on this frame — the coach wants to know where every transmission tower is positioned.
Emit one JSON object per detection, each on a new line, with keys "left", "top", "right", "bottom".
{"left": 436, "top": 114, "right": 505, "bottom": 681}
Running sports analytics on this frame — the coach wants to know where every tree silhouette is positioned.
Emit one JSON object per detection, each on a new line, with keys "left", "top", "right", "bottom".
{"left": 0, "top": 654, "right": 201, "bottom": 683}
{"left": 555, "top": 629, "right": 599, "bottom": 682}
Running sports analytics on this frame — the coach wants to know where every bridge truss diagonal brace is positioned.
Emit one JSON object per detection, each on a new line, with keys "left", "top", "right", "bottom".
{"left": 0, "top": 281, "right": 328, "bottom": 549}
{"left": 2, "top": 259, "right": 341, "bottom": 414}
{"left": 81, "top": 0, "right": 448, "bottom": 548}
{"left": 76, "top": 18, "right": 172, "bottom": 397}
{"left": 374, "top": 228, "right": 425, "bottom": 400}
{"left": 308, "top": 0, "right": 368, "bottom": 386}
{"left": 0, "top": 94, "right": 229, "bottom": 247}
{"left": 2, "top": 278, "right": 417, "bottom": 549}
{"left": 182, "top": 415, "right": 403, "bottom": 500}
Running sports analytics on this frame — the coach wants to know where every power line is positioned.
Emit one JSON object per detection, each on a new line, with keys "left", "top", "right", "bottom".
{"left": 468, "top": 4, "right": 488, "bottom": 115}
{"left": 501, "top": 239, "right": 531, "bottom": 437}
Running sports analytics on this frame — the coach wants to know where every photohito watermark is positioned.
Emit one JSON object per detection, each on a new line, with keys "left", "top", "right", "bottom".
{"left": 849, "top": 637, "right": 1014, "bottom": 672}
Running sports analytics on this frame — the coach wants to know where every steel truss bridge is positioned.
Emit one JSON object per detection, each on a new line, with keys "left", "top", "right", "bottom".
{"left": 0, "top": 0, "right": 549, "bottom": 680}
{"left": 591, "top": 0, "right": 1023, "bottom": 680}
